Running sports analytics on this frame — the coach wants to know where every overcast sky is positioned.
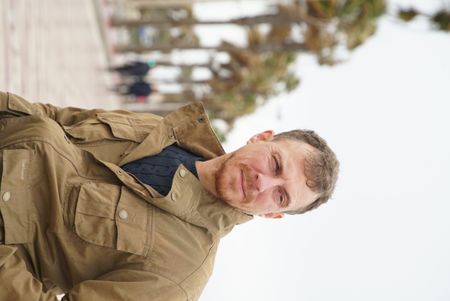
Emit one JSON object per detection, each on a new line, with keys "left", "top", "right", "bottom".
{"left": 197, "top": 1, "right": 450, "bottom": 301}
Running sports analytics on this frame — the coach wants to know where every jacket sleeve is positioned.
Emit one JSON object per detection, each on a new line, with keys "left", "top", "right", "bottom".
{"left": 0, "top": 92, "right": 163, "bottom": 157}
{"left": 0, "top": 91, "right": 106, "bottom": 126}
{"left": 0, "top": 245, "right": 59, "bottom": 301}
{"left": 0, "top": 91, "right": 145, "bottom": 127}
{"left": 62, "top": 270, "right": 188, "bottom": 301}
{"left": 0, "top": 245, "right": 188, "bottom": 301}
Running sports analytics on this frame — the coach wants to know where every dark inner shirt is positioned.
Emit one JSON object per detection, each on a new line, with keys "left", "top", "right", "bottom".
{"left": 121, "top": 144, "right": 203, "bottom": 196}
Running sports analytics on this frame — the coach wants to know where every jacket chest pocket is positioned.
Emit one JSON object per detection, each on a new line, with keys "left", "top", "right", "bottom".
{"left": 63, "top": 113, "right": 143, "bottom": 144}
{"left": 71, "top": 182, "right": 153, "bottom": 256}
{"left": 0, "top": 149, "right": 41, "bottom": 244}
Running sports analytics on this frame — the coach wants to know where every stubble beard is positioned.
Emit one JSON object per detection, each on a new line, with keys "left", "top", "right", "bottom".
{"left": 215, "top": 155, "right": 256, "bottom": 208}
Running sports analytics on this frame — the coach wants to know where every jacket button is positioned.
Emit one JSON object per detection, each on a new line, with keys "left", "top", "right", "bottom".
{"left": 2, "top": 192, "right": 11, "bottom": 202}
{"left": 171, "top": 192, "right": 178, "bottom": 201}
{"left": 118, "top": 209, "right": 128, "bottom": 220}
{"left": 179, "top": 168, "right": 186, "bottom": 178}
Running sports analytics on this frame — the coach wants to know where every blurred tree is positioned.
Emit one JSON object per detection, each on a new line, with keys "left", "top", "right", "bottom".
{"left": 111, "top": 12, "right": 309, "bottom": 28}
{"left": 152, "top": 61, "right": 211, "bottom": 68}
{"left": 302, "top": 0, "right": 386, "bottom": 64}
{"left": 116, "top": 0, "right": 386, "bottom": 64}
{"left": 127, "top": 5, "right": 200, "bottom": 53}
{"left": 202, "top": 26, "right": 300, "bottom": 125}
{"left": 398, "top": 8, "right": 419, "bottom": 22}
{"left": 432, "top": 10, "right": 450, "bottom": 31}
{"left": 199, "top": 0, "right": 386, "bottom": 124}
{"left": 114, "top": 0, "right": 386, "bottom": 128}
{"left": 114, "top": 41, "right": 309, "bottom": 53}
{"left": 398, "top": 7, "right": 450, "bottom": 32}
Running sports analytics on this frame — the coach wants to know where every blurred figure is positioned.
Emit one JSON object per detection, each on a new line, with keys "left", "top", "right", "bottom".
{"left": 127, "top": 80, "right": 152, "bottom": 97}
{"left": 115, "top": 79, "right": 153, "bottom": 99}
{"left": 110, "top": 60, "right": 155, "bottom": 77}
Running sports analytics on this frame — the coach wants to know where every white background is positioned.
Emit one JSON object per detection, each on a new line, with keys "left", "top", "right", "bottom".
{"left": 197, "top": 1, "right": 450, "bottom": 300}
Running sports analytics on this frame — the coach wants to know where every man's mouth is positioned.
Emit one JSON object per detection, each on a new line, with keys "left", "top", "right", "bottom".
{"left": 240, "top": 169, "right": 246, "bottom": 198}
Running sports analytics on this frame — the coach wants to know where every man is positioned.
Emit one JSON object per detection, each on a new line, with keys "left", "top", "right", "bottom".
{"left": 117, "top": 79, "right": 153, "bottom": 98}
{"left": 110, "top": 60, "right": 155, "bottom": 78}
{"left": 0, "top": 91, "right": 339, "bottom": 300}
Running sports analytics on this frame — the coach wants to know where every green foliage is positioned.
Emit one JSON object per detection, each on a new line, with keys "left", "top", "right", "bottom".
{"left": 204, "top": 25, "right": 301, "bottom": 124}
{"left": 398, "top": 9, "right": 419, "bottom": 22}
{"left": 126, "top": 5, "right": 200, "bottom": 51}
{"left": 338, "top": 0, "right": 386, "bottom": 49}
{"left": 432, "top": 10, "right": 450, "bottom": 31}
{"left": 119, "top": 0, "right": 387, "bottom": 126}
{"left": 398, "top": 6, "right": 450, "bottom": 32}
{"left": 301, "top": 0, "right": 385, "bottom": 65}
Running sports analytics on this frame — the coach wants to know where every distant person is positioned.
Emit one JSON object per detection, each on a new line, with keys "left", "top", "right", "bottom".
{"left": 110, "top": 60, "right": 155, "bottom": 77}
{"left": 115, "top": 80, "right": 153, "bottom": 98}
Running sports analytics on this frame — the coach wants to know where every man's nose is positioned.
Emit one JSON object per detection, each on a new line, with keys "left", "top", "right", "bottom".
{"left": 256, "top": 173, "right": 282, "bottom": 192}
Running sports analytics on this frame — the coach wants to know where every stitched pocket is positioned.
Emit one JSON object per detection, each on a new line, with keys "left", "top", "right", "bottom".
{"left": 0, "top": 149, "right": 39, "bottom": 244}
{"left": 5, "top": 93, "right": 34, "bottom": 116}
{"left": 64, "top": 113, "right": 141, "bottom": 144}
{"left": 72, "top": 182, "right": 152, "bottom": 256}
{"left": 74, "top": 182, "right": 119, "bottom": 248}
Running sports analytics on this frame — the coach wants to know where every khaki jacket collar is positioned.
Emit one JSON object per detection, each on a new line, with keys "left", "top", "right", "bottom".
{"left": 118, "top": 102, "right": 225, "bottom": 166}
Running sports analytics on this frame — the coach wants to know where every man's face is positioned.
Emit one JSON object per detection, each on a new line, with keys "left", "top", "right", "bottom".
{"left": 215, "top": 131, "right": 319, "bottom": 218}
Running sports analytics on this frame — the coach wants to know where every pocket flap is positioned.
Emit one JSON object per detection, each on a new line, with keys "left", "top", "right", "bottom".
{"left": 7, "top": 93, "right": 34, "bottom": 116}
{"left": 97, "top": 113, "right": 140, "bottom": 142}
{"left": 73, "top": 183, "right": 152, "bottom": 256}
{"left": 74, "top": 183, "right": 120, "bottom": 248}
{"left": 0, "top": 149, "right": 34, "bottom": 244}
{"left": 76, "top": 183, "right": 119, "bottom": 219}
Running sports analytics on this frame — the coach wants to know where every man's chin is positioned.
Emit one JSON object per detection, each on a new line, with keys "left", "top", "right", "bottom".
{"left": 241, "top": 196, "right": 254, "bottom": 206}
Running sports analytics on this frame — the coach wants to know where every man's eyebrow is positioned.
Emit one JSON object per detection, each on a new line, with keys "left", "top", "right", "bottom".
{"left": 279, "top": 152, "right": 291, "bottom": 208}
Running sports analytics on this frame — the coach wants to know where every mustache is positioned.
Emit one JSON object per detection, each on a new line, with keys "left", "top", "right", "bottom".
{"left": 240, "top": 163, "right": 256, "bottom": 204}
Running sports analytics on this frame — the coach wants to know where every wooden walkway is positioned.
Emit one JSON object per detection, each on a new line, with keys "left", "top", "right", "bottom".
{"left": 0, "top": 0, "right": 120, "bottom": 108}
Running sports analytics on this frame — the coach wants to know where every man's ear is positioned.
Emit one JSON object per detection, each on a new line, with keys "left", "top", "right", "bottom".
{"left": 258, "top": 212, "right": 284, "bottom": 219}
{"left": 247, "top": 130, "right": 274, "bottom": 144}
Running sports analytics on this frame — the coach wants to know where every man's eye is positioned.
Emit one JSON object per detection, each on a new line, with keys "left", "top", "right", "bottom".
{"left": 273, "top": 155, "right": 281, "bottom": 174}
{"left": 277, "top": 188, "right": 284, "bottom": 205}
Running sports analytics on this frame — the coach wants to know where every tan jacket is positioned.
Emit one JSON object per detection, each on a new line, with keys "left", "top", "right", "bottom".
{"left": 0, "top": 92, "right": 252, "bottom": 301}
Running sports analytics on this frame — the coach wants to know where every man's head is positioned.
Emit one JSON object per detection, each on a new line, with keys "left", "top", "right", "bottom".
{"left": 272, "top": 130, "right": 339, "bottom": 215}
{"left": 197, "top": 129, "right": 339, "bottom": 218}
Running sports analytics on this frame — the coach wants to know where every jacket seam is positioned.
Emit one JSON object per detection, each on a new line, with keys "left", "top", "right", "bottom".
{"left": 145, "top": 271, "right": 189, "bottom": 301}
{"left": 64, "top": 136, "right": 139, "bottom": 147}
{"left": 179, "top": 241, "right": 215, "bottom": 288}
